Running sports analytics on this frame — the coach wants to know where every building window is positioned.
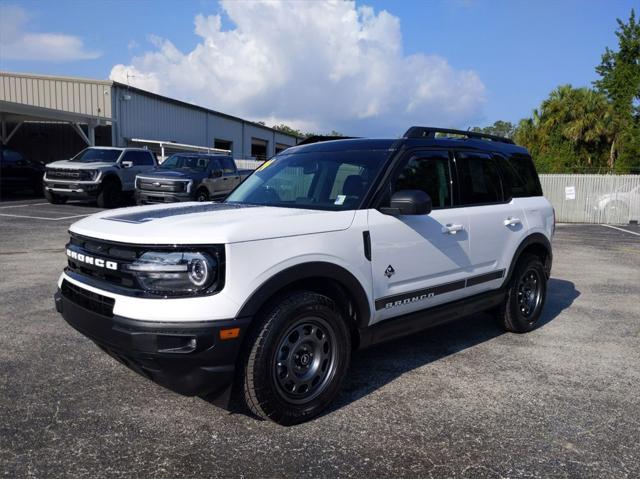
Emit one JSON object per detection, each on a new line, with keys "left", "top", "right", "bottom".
{"left": 214, "top": 139, "right": 232, "bottom": 155}
{"left": 251, "top": 138, "right": 268, "bottom": 161}
{"left": 275, "top": 143, "right": 291, "bottom": 155}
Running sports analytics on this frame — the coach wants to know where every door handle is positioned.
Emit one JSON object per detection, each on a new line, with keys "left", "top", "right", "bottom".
{"left": 504, "top": 217, "right": 522, "bottom": 226}
{"left": 442, "top": 223, "right": 464, "bottom": 234}
{"left": 222, "top": 177, "right": 228, "bottom": 181}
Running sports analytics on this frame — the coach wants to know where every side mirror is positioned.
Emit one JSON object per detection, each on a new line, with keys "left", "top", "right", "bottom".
{"left": 380, "top": 190, "right": 432, "bottom": 216}
{"left": 121, "top": 160, "right": 133, "bottom": 169}
{"left": 211, "top": 169, "right": 223, "bottom": 178}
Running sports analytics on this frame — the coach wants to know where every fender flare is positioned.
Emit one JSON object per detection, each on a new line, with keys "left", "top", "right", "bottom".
{"left": 505, "top": 233, "right": 553, "bottom": 284}
{"left": 236, "top": 261, "right": 371, "bottom": 326}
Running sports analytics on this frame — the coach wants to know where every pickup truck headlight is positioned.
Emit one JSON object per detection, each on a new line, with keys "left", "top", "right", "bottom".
{"left": 125, "top": 251, "right": 219, "bottom": 295}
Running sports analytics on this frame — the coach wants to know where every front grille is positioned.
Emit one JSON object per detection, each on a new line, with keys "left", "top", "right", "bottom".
{"left": 61, "top": 280, "right": 115, "bottom": 317}
{"left": 67, "top": 235, "right": 139, "bottom": 289}
{"left": 47, "top": 169, "right": 93, "bottom": 181}
{"left": 136, "top": 177, "right": 187, "bottom": 192}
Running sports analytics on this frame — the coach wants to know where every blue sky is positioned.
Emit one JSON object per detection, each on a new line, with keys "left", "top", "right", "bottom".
{"left": 0, "top": 0, "right": 636, "bottom": 135}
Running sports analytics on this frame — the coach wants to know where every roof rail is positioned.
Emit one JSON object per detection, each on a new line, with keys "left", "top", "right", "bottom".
{"left": 403, "top": 126, "right": 515, "bottom": 144}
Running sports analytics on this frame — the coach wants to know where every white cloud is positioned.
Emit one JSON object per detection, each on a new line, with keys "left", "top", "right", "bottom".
{"left": 0, "top": 4, "right": 99, "bottom": 62}
{"left": 110, "top": 1, "right": 485, "bottom": 136}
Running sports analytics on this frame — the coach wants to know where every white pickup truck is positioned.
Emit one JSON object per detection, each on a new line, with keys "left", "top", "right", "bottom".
{"left": 44, "top": 147, "right": 157, "bottom": 207}
{"left": 54, "top": 126, "right": 554, "bottom": 425}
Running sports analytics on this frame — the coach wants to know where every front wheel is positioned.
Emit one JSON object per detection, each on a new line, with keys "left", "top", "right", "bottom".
{"left": 97, "top": 179, "right": 121, "bottom": 208}
{"left": 195, "top": 188, "right": 210, "bottom": 202}
{"left": 241, "top": 291, "right": 351, "bottom": 425}
{"left": 497, "top": 254, "right": 547, "bottom": 333}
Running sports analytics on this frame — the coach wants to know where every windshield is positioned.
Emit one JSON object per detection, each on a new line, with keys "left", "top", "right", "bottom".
{"left": 159, "top": 154, "right": 216, "bottom": 171}
{"left": 70, "top": 148, "right": 121, "bottom": 163}
{"left": 225, "top": 149, "right": 389, "bottom": 210}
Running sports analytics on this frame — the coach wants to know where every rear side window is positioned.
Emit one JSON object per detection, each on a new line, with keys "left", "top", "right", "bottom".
{"left": 393, "top": 151, "right": 451, "bottom": 208}
{"left": 220, "top": 157, "right": 236, "bottom": 174}
{"left": 497, "top": 154, "right": 542, "bottom": 197}
{"left": 455, "top": 153, "right": 503, "bottom": 205}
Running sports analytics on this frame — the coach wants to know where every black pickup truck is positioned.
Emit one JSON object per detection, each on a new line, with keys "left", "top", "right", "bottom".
{"left": 135, "top": 153, "right": 252, "bottom": 204}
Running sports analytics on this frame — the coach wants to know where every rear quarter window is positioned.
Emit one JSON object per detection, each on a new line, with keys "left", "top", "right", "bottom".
{"left": 496, "top": 154, "right": 543, "bottom": 198}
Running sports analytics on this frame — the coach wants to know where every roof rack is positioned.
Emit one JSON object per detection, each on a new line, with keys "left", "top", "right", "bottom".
{"left": 403, "top": 126, "right": 515, "bottom": 145}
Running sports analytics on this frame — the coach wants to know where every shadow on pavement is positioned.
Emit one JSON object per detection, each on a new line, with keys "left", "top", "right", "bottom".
{"left": 329, "top": 278, "right": 580, "bottom": 414}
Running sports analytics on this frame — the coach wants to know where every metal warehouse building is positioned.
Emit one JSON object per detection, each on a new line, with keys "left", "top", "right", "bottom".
{"left": 0, "top": 71, "right": 300, "bottom": 164}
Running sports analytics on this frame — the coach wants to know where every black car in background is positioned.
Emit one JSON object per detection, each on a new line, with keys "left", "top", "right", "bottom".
{"left": 0, "top": 145, "right": 45, "bottom": 195}
{"left": 135, "top": 153, "right": 252, "bottom": 204}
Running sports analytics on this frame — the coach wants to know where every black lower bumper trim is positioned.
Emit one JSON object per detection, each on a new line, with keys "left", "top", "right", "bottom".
{"left": 55, "top": 289, "right": 250, "bottom": 399}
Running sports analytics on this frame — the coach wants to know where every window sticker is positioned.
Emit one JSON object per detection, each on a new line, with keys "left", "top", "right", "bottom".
{"left": 257, "top": 159, "right": 275, "bottom": 171}
{"left": 334, "top": 195, "right": 346, "bottom": 205}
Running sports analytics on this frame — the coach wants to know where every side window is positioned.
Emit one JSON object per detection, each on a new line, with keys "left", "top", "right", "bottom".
{"left": 131, "top": 151, "right": 154, "bottom": 166}
{"left": 208, "top": 159, "right": 222, "bottom": 172}
{"left": 456, "top": 153, "right": 503, "bottom": 205}
{"left": 392, "top": 152, "right": 451, "bottom": 208}
{"left": 497, "top": 154, "right": 542, "bottom": 197}
{"left": 220, "top": 157, "right": 236, "bottom": 174}
{"left": 3, "top": 149, "right": 23, "bottom": 164}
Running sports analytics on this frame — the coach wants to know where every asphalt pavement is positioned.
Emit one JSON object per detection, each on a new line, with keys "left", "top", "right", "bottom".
{"left": 0, "top": 200, "right": 639, "bottom": 478}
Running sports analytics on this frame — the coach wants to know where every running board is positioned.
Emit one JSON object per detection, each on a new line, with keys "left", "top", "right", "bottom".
{"left": 358, "top": 289, "right": 506, "bottom": 349}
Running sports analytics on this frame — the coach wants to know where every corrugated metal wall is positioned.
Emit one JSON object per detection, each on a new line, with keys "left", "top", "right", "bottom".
{"left": 0, "top": 72, "right": 112, "bottom": 118}
{"left": 540, "top": 174, "right": 640, "bottom": 224}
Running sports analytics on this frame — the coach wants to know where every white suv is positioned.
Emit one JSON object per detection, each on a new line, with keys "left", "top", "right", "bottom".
{"left": 54, "top": 127, "right": 554, "bottom": 425}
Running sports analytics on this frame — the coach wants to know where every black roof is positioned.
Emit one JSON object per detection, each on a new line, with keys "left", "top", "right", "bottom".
{"left": 285, "top": 132, "right": 529, "bottom": 156}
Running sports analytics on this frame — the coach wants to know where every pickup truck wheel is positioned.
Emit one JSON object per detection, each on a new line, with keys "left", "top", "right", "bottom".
{"left": 497, "top": 254, "right": 547, "bottom": 333}
{"left": 44, "top": 189, "right": 67, "bottom": 204}
{"left": 196, "top": 188, "right": 210, "bottom": 202}
{"left": 241, "top": 291, "right": 351, "bottom": 425}
{"left": 97, "top": 179, "right": 121, "bottom": 208}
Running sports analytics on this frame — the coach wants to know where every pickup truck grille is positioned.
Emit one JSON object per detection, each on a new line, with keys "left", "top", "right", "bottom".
{"left": 66, "top": 234, "right": 140, "bottom": 290}
{"left": 136, "top": 177, "right": 188, "bottom": 192}
{"left": 46, "top": 168, "right": 94, "bottom": 181}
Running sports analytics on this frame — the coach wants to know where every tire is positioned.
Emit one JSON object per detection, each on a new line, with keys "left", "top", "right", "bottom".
{"left": 97, "top": 178, "right": 121, "bottom": 208}
{"left": 44, "top": 189, "right": 67, "bottom": 204}
{"left": 241, "top": 291, "right": 351, "bottom": 425}
{"left": 497, "top": 254, "right": 547, "bottom": 333}
{"left": 195, "top": 188, "right": 210, "bottom": 202}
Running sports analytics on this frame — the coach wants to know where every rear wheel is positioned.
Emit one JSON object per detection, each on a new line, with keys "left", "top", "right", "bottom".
{"left": 241, "top": 291, "right": 351, "bottom": 425}
{"left": 497, "top": 254, "right": 547, "bottom": 333}
{"left": 44, "top": 189, "right": 67, "bottom": 204}
{"left": 97, "top": 179, "right": 121, "bottom": 208}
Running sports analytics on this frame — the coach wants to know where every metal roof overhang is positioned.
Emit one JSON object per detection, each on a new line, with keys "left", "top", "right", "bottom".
{"left": 0, "top": 100, "right": 114, "bottom": 124}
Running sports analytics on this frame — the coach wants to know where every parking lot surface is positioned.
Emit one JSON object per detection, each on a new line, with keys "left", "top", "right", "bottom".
{"left": 1, "top": 200, "right": 639, "bottom": 478}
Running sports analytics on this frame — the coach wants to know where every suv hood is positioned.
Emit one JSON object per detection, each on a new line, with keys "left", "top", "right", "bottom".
{"left": 47, "top": 159, "right": 116, "bottom": 170}
{"left": 69, "top": 202, "right": 356, "bottom": 244}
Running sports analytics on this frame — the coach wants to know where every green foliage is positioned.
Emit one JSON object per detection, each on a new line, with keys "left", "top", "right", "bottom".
{"left": 471, "top": 120, "right": 516, "bottom": 139}
{"left": 486, "top": 9, "right": 640, "bottom": 174}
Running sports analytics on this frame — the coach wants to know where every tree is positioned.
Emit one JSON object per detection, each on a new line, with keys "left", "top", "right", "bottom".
{"left": 594, "top": 9, "right": 640, "bottom": 171}
{"left": 471, "top": 120, "right": 516, "bottom": 138}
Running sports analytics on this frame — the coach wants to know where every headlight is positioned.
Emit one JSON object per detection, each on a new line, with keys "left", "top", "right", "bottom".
{"left": 80, "top": 170, "right": 98, "bottom": 181}
{"left": 125, "top": 251, "right": 218, "bottom": 295}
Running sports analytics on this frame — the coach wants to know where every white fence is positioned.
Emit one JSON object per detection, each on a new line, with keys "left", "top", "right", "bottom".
{"left": 235, "top": 159, "right": 263, "bottom": 170}
{"left": 539, "top": 174, "right": 640, "bottom": 224}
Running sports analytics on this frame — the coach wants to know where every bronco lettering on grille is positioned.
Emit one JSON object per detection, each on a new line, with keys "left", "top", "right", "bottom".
{"left": 67, "top": 249, "right": 117, "bottom": 270}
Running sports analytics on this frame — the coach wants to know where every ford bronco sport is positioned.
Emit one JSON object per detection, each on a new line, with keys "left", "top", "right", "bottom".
{"left": 54, "top": 127, "right": 554, "bottom": 425}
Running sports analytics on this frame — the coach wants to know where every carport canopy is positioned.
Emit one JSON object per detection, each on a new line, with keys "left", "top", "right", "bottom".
{"left": 0, "top": 100, "right": 114, "bottom": 147}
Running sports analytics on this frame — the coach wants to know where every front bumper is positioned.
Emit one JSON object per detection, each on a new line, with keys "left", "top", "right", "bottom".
{"left": 54, "top": 286, "right": 250, "bottom": 400}
{"left": 135, "top": 189, "right": 193, "bottom": 204}
{"left": 44, "top": 180, "right": 100, "bottom": 198}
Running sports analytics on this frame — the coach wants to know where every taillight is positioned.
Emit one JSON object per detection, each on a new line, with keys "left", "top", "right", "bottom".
{"left": 552, "top": 208, "right": 556, "bottom": 236}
